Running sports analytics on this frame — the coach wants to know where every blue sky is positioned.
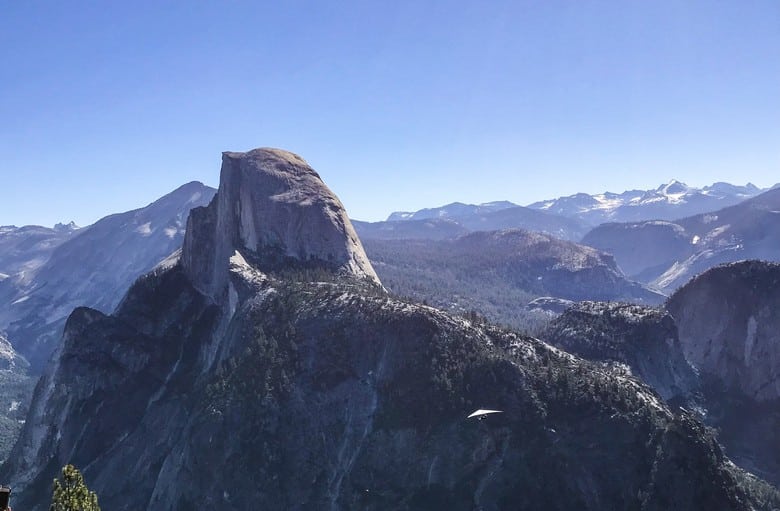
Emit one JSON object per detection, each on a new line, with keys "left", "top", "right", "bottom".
{"left": 1, "top": 0, "right": 778, "bottom": 226}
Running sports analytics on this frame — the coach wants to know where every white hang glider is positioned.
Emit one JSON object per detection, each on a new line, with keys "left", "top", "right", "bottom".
{"left": 467, "top": 409, "right": 503, "bottom": 419}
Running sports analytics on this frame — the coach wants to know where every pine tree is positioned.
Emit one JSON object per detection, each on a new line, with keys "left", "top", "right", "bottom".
{"left": 49, "top": 464, "right": 100, "bottom": 511}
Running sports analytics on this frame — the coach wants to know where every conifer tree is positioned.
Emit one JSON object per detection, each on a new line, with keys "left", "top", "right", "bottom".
{"left": 49, "top": 464, "right": 100, "bottom": 511}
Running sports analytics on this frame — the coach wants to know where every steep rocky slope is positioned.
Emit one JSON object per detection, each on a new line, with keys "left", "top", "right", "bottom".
{"left": 0, "top": 181, "right": 215, "bottom": 370}
{"left": 0, "top": 223, "right": 77, "bottom": 281}
{"left": 541, "top": 302, "right": 697, "bottom": 404}
{"left": 0, "top": 223, "right": 78, "bottom": 328}
{"left": 363, "top": 230, "right": 663, "bottom": 332}
{"left": 0, "top": 332, "right": 33, "bottom": 462}
{"left": 668, "top": 261, "right": 780, "bottom": 401}
{"left": 668, "top": 261, "right": 780, "bottom": 484}
{"left": 583, "top": 187, "right": 780, "bottom": 291}
{"left": 3, "top": 149, "right": 777, "bottom": 510}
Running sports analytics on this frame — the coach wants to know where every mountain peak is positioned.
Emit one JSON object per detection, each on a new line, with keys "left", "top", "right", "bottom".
{"left": 182, "top": 147, "right": 380, "bottom": 299}
{"left": 657, "top": 179, "right": 689, "bottom": 195}
{"left": 53, "top": 221, "right": 79, "bottom": 232}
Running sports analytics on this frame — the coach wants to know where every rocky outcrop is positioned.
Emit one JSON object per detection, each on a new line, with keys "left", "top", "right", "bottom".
{"left": 542, "top": 302, "right": 698, "bottom": 403}
{"left": 666, "top": 261, "right": 780, "bottom": 484}
{"left": 182, "top": 148, "right": 380, "bottom": 300}
{"left": 3, "top": 150, "right": 778, "bottom": 510}
{"left": 668, "top": 261, "right": 780, "bottom": 402}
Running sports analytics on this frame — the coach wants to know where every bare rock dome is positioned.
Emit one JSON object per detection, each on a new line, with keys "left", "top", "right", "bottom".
{"left": 182, "top": 148, "right": 380, "bottom": 299}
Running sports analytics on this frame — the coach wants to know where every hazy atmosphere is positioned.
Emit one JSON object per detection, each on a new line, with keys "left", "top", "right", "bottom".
{"left": 2, "top": 0, "right": 778, "bottom": 226}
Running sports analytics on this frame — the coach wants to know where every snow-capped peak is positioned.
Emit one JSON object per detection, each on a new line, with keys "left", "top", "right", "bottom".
{"left": 657, "top": 180, "right": 690, "bottom": 196}
{"left": 527, "top": 181, "right": 767, "bottom": 225}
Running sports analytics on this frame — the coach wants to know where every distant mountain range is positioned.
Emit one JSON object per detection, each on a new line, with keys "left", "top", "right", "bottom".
{"left": 583, "top": 187, "right": 780, "bottom": 292}
{"left": 387, "top": 200, "right": 518, "bottom": 222}
{"left": 369, "top": 181, "right": 771, "bottom": 241}
{"left": 529, "top": 180, "right": 769, "bottom": 226}
{"left": 356, "top": 204, "right": 589, "bottom": 241}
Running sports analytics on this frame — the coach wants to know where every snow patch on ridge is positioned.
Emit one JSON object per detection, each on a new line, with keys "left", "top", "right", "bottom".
{"left": 136, "top": 222, "right": 153, "bottom": 236}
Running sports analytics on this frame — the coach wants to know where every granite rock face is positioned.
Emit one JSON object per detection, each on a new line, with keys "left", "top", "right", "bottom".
{"left": 3, "top": 150, "right": 778, "bottom": 511}
{"left": 668, "top": 261, "right": 780, "bottom": 402}
{"left": 667, "top": 261, "right": 780, "bottom": 484}
{"left": 182, "top": 148, "right": 380, "bottom": 300}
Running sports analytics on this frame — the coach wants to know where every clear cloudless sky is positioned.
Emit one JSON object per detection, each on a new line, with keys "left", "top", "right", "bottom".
{"left": 1, "top": 0, "right": 779, "bottom": 226}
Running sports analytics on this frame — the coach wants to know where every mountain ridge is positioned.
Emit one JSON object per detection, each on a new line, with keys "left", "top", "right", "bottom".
{"left": 0, "top": 180, "right": 217, "bottom": 370}
{"left": 529, "top": 180, "right": 767, "bottom": 226}
{"left": 583, "top": 187, "right": 780, "bottom": 292}
{"left": 3, "top": 149, "right": 777, "bottom": 510}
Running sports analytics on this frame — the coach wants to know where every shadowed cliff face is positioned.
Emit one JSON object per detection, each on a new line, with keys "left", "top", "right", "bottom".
{"left": 667, "top": 261, "right": 780, "bottom": 485}
{"left": 3, "top": 150, "right": 778, "bottom": 511}
{"left": 669, "top": 261, "right": 780, "bottom": 402}
{"left": 182, "top": 148, "right": 380, "bottom": 300}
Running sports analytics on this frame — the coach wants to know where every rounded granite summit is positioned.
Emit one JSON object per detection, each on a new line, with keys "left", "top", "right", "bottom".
{"left": 182, "top": 147, "right": 381, "bottom": 299}
{"left": 222, "top": 147, "right": 312, "bottom": 172}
